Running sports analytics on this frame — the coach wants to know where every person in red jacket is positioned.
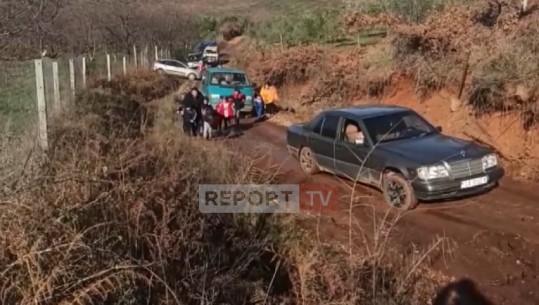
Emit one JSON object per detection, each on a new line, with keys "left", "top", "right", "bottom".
{"left": 216, "top": 95, "right": 234, "bottom": 131}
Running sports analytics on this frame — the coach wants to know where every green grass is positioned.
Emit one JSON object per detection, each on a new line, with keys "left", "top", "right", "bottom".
{"left": 0, "top": 61, "right": 37, "bottom": 136}
{"left": 185, "top": 0, "right": 336, "bottom": 20}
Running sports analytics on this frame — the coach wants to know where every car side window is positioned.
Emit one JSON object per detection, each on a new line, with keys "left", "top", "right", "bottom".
{"left": 320, "top": 115, "right": 340, "bottom": 139}
{"left": 309, "top": 115, "right": 324, "bottom": 135}
{"left": 340, "top": 118, "right": 366, "bottom": 145}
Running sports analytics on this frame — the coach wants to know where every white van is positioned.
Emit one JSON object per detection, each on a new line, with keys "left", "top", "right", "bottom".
{"left": 202, "top": 46, "right": 219, "bottom": 64}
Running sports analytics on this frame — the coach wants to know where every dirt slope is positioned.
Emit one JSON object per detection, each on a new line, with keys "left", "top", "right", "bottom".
{"left": 225, "top": 118, "right": 539, "bottom": 305}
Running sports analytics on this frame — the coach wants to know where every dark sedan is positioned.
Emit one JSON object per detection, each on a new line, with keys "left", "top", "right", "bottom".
{"left": 286, "top": 105, "right": 504, "bottom": 210}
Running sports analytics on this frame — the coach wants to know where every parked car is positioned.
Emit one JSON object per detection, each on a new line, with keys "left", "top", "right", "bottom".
{"left": 152, "top": 59, "right": 200, "bottom": 80}
{"left": 286, "top": 105, "right": 504, "bottom": 210}
{"left": 186, "top": 53, "right": 202, "bottom": 69}
{"left": 201, "top": 67, "right": 254, "bottom": 113}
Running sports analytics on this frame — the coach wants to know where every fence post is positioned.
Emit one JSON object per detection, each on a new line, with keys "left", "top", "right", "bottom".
{"left": 69, "top": 59, "right": 75, "bottom": 100}
{"left": 82, "top": 57, "right": 86, "bottom": 88}
{"left": 107, "top": 54, "right": 111, "bottom": 81}
{"left": 34, "top": 59, "right": 48, "bottom": 151}
{"left": 144, "top": 45, "right": 149, "bottom": 66}
{"left": 123, "top": 56, "right": 127, "bottom": 75}
{"left": 52, "top": 62, "right": 60, "bottom": 110}
{"left": 155, "top": 45, "right": 158, "bottom": 61}
{"left": 133, "top": 45, "right": 138, "bottom": 68}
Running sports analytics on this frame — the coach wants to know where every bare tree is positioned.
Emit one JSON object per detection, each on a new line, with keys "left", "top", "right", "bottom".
{"left": 0, "top": 0, "right": 200, "bottom": 60}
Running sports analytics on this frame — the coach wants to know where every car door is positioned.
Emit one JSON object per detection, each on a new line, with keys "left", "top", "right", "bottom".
{"left": 160, "top": 60, "right": 174, "bottom": 74}
{"left": 170, "top": 61, "right": 187, "bottom": 76}
{"left": 333, "top": 117, "right": 376, "bottom": 185}
{"left": 308, "top": 114, "right": 340, "bottom": 173}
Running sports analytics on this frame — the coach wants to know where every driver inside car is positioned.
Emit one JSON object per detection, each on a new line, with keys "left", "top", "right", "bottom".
{"left": 344, "top": 123, "right": 364, "bottom": 145}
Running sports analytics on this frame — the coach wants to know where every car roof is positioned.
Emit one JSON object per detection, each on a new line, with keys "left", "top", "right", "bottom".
{"left": 206, "top": 67, "right": 245, "bottom": 74}
{"left": 324, "top": 104, "right": 411, "bottom": 119}
{"left": 159, "top": 59, "right": 183, "bottom": 63}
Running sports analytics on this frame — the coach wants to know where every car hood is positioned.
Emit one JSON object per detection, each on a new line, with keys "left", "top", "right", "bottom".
{"left": 378, "top": 134, "right": 491, "bottom": 165}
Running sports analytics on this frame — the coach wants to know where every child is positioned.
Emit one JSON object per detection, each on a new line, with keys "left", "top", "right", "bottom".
{"left": 253, "top": 92, "right": 264, "bottom": 120}
{"left": 216, "top": 96, "right": 234, "bottom": 131}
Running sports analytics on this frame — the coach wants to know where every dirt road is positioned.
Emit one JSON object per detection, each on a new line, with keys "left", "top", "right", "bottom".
{"left": 228, "top": 118, "right": 539, "bottom": 305}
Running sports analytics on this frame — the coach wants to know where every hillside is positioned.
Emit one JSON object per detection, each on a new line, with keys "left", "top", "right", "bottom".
{"left": 178, "top": 0, "right": 335, "bottom": 19}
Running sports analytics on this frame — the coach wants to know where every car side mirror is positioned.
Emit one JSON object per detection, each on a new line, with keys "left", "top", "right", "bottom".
{"left": 436, "top": 126, "right": 442, "bottom": 132}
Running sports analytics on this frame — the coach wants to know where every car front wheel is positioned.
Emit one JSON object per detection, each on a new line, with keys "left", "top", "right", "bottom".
{"left": 299, "top": 147, "right": 320, "bottom": 175}
{"left": 382, "top": 172, "right": 418, "bottom": 210}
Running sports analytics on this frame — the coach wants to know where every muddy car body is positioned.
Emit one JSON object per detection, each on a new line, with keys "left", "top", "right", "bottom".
{"left": 286, "top": 105, "right": 505, "bottom": 210}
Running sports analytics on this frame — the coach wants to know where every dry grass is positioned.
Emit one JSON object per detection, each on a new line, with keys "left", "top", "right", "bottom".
{"left": 0, "top": 73, "right": 451, "bottom": 305}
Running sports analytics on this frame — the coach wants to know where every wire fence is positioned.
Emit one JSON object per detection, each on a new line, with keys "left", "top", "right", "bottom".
{"left": 0, "top": 61, "right": 37, "bottom": 137}
{"left": 0, "top": 45, "right": 170, "bottom": 147}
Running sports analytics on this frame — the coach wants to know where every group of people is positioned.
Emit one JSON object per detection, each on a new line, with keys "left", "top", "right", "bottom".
{"left": 177, "top": 81, "right": 281, "bottom": 140}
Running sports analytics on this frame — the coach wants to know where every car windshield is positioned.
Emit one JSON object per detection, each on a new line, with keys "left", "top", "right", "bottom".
{"left": 363, "top": 111, "right": 436, "bottom": 143}
{"left": 209, "top": 72, "right": 249, "bottom": 86}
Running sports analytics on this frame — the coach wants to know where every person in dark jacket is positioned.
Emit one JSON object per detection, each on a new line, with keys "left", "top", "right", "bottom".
{"left": 231, "top": 87, "right": 245, "bottom": 127}
{"left": 201, "top": 98, "right": 216, "bottom": 139}
{"left": 182, "top": 86, "right": 204, "bottom": 136}
{"left": 180, "top": 106, "right": 198, "bottom": 136}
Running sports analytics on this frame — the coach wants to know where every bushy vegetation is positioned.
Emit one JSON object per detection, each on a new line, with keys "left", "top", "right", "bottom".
{"left": 248, "top": 9, "right": 345, "bottom": 46}
{"left": 347, "top": 0, "right": 470, "bottom": 23}
{"left": 0, "top": 72, "right": 448, "bottom": 305}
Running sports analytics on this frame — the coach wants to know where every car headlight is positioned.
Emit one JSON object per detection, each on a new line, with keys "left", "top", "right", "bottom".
{"left": 482, "top": 153, "right": 498, "bottom": 170}
{"left": 417, "top": 165, "right": 449, "bottom": 180}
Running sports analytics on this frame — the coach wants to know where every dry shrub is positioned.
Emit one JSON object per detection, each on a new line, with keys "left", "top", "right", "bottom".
{"left": 220, "top": 20, "right": 244, "bottom": 41}
{"left": 289, "top": 211, "right": 450, "bottom": 305}
{"left": 246, "top": 45, "right": 326, "bottom": 87}
{"left": 390, "top": 1, "right": 539, "bottom": 100}
{"left": 91, "top": 72, "right": 181, "bottom": 103}
{"left": 238, "top": 43, "right": 394, "bottom": 110}
{"left": 468, "top": 25, "right": 539, "bottom": 128}
{"left": 0, "top": 79, "right": 295, "bottom": 304}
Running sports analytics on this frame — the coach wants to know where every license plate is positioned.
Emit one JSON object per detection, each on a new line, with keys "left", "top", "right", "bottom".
{"left": 461, "top": 176, "right": 488, "bottom": 189}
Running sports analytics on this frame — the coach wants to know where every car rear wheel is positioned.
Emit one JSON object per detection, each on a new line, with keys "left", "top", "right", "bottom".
{"left": 299, "top": 147, "right": 320, "bottom": 175}
{"left": 188, "top": 73, "right": 196, "bottom": 81}
{"left": 382, "top": 172, "right": 418, "bottom": 210}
